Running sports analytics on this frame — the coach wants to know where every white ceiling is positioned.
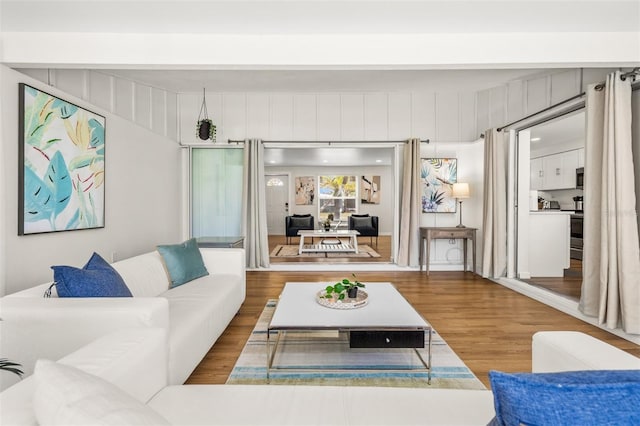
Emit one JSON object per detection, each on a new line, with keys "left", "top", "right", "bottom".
{"left": 530, "top": 111, "right": 585, "bottom": 147}
{"left": 2, "top": 1, "right": 636, "bottom": 34}
{"left": 103, "top": 69, "right": 543, "bottom": 93}
{"left": 4, "top": 1, "right": 637, "bottom": 93}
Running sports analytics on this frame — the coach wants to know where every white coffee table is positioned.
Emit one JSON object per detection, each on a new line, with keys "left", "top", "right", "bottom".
{"left": 297, "top": 229, "right": 360, "bottom": 254}
{"left": 267, "top": 282, "right": 432, "bottom": 383}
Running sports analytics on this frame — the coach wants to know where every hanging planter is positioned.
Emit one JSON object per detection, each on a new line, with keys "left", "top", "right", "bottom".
{"left": 196, "top": 88, "right": 216, "bottom": 142}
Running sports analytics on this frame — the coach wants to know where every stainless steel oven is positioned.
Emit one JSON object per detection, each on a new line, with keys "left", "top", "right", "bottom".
{"left": 570, "top": 213, "right": 583, "bottom": 260}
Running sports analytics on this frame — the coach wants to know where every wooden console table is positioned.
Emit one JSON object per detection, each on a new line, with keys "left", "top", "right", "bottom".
{"left": 419, "top": 227, "right": 477, "bottom": 275}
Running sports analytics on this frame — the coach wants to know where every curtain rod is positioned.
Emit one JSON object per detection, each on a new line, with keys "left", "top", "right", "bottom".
{"left": 227, "top": 139, "right": 429, "bottom": 144}
{"left": 496, "top": 92, "right": 585, "bottom": 132}
{"left": 497, "top": 68, "right": 640, "bottom": 132}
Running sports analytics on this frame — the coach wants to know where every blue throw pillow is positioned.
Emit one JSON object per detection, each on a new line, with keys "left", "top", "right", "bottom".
{"left": 52, "top": 253, "right": 132, "bottom": 298}
{"left": 157, "top": 238, "right": 209, "bottom": 288}
{"left": 489, "top": 369, "right": 640, "bottom": 426}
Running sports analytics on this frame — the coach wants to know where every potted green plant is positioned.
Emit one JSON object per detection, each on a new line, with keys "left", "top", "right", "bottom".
{"left": 323, "top": 274, "right": 365, "bottom": 300}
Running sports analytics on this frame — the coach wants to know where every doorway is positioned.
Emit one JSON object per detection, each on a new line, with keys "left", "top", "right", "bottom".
{"left": 263, "top": 144, "right": 398, "bottom": 264}
{"left": 515, "top": 110, "right": 585, "bottom": 300}
{"left": 265, "top": 174, "right": 290, "bottom": 235}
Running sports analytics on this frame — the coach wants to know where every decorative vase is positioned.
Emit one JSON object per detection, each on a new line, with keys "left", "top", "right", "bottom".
{"left": 348, "top": 287, "right": 358, "bottom": 298}
{"left": 324, "top": 223, "right": 331, "bottom": 231}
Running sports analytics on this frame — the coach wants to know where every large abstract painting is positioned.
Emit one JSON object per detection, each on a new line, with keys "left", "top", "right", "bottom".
{"left": 421, "top": 158, "right": 457, "bottom": 213}
{"left": 295, "top": 176, "right": 315, "bottom": 205}
{"left": 360, "top": 175, "right": 380, "bottom": 204}
{"left": 19, "top": 84, "right": 106, "bottom": 235}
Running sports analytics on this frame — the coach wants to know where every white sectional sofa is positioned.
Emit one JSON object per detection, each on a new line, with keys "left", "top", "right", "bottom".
{"left": 2, "top": 328, "right": 637, "bottom": 426}
{"left": 0, "top": 248, "right": 246, "bottom": 386}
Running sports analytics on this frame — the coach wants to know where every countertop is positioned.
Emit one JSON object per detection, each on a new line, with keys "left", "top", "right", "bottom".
{"left": 530, "top": 210, "right": 574, "bottom": 215}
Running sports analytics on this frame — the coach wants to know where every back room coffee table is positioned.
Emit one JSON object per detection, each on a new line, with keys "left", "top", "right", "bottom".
{"left": 267, "top": 282, "right": 433, "bottom": 383}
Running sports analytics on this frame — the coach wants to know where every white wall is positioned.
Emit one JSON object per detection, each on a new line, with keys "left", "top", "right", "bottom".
{"left": 178, "top": 91, "right": 478, "bottom": 144}
{"left": 0, "top": 66, "right": 182, "bottom": 295}
{"left": 180, "top": 89, "right": 483, "bottom": 270}
{"left": 17, "top": 68, "right": 178, "bottom": 143}
{"left": 419, "top": 141, "right": 485, "bottom": 271}
{"left": 266, "top": 165, "right": 394, "bottom": 234}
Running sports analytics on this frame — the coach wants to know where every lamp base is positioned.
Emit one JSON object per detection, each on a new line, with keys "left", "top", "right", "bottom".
{"left": 456, "top": 224, "right": 467, "bottom": 228}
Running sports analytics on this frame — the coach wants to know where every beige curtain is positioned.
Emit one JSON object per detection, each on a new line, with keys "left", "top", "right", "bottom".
{"left": 243, "top": 139, "right": 270, "bottom": 268}
{"left": 580, "top": 71, "right": 640, "bottom": 334}
{"left": 397, "top": 138, "right": 420, "bottom": 267}
{"left": 481, "top": 129, "right": 508, "bottom": 278}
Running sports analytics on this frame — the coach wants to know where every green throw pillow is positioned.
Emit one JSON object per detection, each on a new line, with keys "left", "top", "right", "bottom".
{"left": 157, "top": 238, "right": 209, "bottom": 288}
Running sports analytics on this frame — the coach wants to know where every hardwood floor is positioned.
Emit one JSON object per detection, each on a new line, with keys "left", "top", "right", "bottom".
{"left": 269, "top": 234, "right": 393, "bottom": 263}
{"left": 526, "top": 259, "right": 583, "bottom": 300}
{"left": 187, "top": 270, "right": 639, "bottom": 389}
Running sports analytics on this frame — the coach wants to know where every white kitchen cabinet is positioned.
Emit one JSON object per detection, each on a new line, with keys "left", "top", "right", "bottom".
{"left": 530, "top": 157, "right": 544, "bottom": 190}
{"left": 560, "top": 150, "right": 579, "bottom": 188}
{"left": 531, "top": 149, "right": 580, "bottom": 190}
{"left": 577, "top": 148, "right": 585, "bottom": 168}
{"left": 529, "top": 211, "right": 571, "bottom": 277}
{"left": 543, "top": 153, "right": 564, "bottom": 189}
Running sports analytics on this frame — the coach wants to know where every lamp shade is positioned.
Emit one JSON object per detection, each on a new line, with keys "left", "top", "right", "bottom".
{"left": 452, "top": 183, "right": 470, "bottom": 199}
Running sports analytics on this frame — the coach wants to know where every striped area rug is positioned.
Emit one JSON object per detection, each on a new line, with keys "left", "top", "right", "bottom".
{"left": 226, "top": 300, "right": 486, "bottom": 389}
{"left": 270, "top": 244, "right": 381, "bottom": 258}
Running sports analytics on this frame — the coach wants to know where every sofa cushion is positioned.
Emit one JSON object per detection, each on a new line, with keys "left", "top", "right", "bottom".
{"left": 111, "top": 251, "right": 171, "bottom": 297}
{"left": 161, "top": 273, "right": 244, "bottom": 384}
{"left": 351, "top": 216, "right": 373, "bottom": 229}
{"left": 157, "top": 238, "right": 209, "bottom": 288}
{"left": 51, "top": 253, "right": 132, "bottom": 298}
{"left": 489, "top": 369, "right": 640, "bottom": 426}
{"left": 149, "top": 385, "right": 495, "bottom": 425}
{"left": 33, "top": 359, "right": 170, "bottom": 425}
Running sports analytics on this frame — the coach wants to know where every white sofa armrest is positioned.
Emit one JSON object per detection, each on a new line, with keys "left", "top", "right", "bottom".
{"left": 0, "top": 297, "right": 169, "bottom": 378}
{"left": 200, "top": 248, "right": 246, "bottom": 297}
{"left": 0, "top": 328, "right": 167, "bottom": 426}
{"left": 532, "top": 331, "right": 640, "bottom": 373}
{"left": 200, "top": 248, "right": 245, "bottom": 276}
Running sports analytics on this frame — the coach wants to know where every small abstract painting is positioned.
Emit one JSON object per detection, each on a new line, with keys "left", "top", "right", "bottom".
{"left": 421, "top": 158, "right": 457, "bottom": 213}
{"left": 295, "top": 176, "right": 315, "bottom": 205}
{"left": 19, "top": 84, "right": 106, "bottom": 235}
{"left": 360, "top": 175, "right": 380, "bottom": 204}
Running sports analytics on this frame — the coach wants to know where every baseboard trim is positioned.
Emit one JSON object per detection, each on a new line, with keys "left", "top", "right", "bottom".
{"left": 494, "top": 277, "right": 640, "bottom": 345}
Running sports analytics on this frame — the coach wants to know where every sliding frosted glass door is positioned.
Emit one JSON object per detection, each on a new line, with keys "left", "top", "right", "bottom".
{"left": 191, "top": 148, "right": 244, "bottom": 237}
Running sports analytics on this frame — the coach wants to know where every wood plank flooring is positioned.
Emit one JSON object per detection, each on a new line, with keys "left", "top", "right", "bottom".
{"left": 187, "top": 270, "right": 639, "bottom": 389}
{"left": 527, "top": 259, "right": 583, "bottom": 300}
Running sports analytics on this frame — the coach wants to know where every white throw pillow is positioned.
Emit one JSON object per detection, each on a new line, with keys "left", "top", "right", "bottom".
{"left": 33, "top": 359, "right": 170, "bottom": 425}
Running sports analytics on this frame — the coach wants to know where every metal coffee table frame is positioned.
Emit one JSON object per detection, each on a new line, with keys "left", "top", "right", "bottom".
{"left": 266, "top": 282, "right": 433, "bottom": 384}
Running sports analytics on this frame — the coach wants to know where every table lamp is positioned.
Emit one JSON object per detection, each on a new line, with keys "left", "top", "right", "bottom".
{"left": 451, "top": 183, "right": 470, "bottom": 228}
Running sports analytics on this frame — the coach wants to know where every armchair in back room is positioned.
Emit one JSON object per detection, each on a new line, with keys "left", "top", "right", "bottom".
{"left": 349, "top": 214, "right": 379, "bottom": 247}
{"left": 285, "top": 214, "right": 315, "bottom": 244}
